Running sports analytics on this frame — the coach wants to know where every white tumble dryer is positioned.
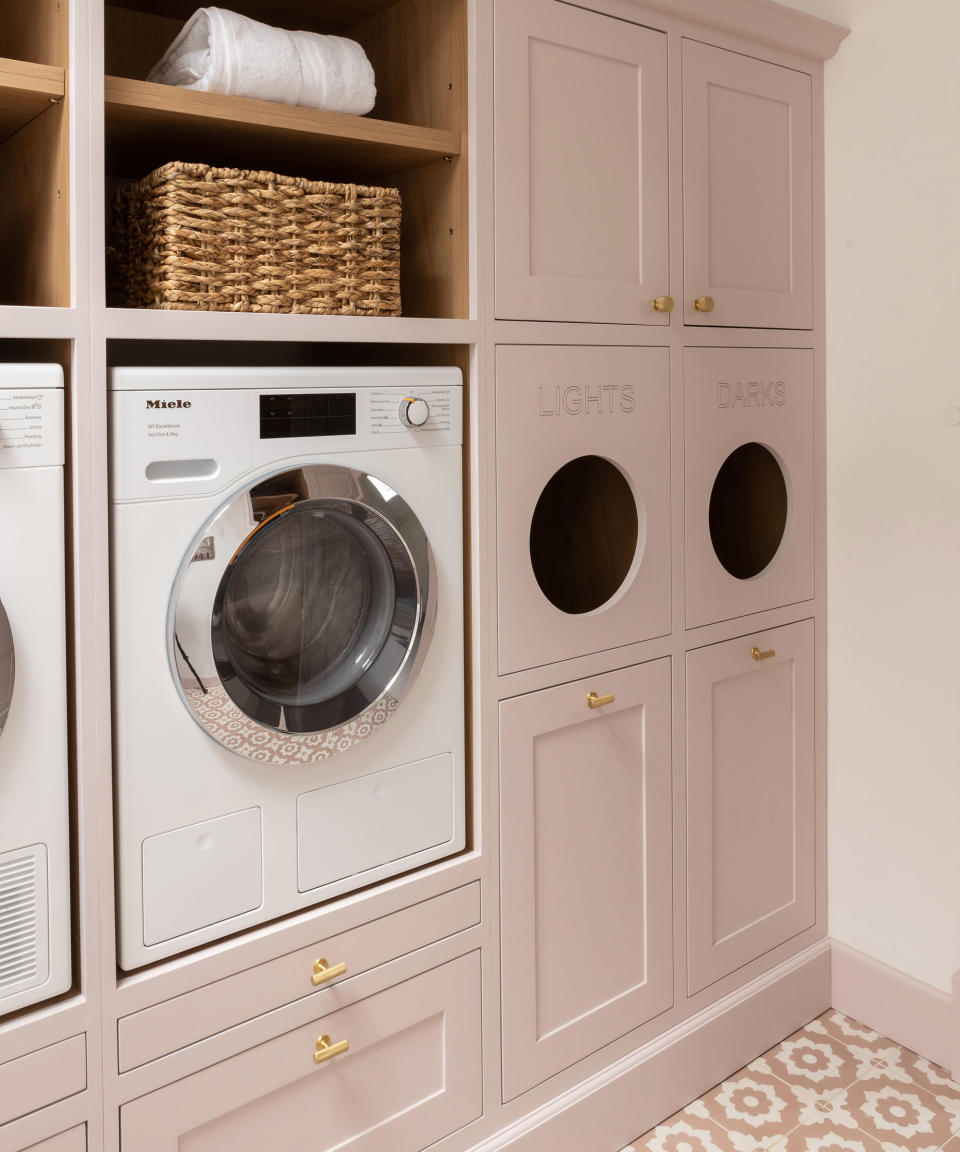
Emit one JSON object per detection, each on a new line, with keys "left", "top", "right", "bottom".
{"left": 0, "top": 364, "right": 71, "bottom": 1015}
{"left": 110, "top": 367, "right": 465, "bottom": 970}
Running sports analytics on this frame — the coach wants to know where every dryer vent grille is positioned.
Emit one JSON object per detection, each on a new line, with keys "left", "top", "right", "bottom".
{"left": 0, "top": 847, "right": 45, "bottom": 992}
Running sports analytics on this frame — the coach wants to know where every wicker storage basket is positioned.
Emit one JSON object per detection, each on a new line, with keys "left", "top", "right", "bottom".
{"left": 110, "top": 161, "right": 402, "bottom": 315}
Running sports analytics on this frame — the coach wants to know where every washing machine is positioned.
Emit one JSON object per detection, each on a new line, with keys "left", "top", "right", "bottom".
{"left": 111, "top": 367, "right": 465, "bottom": 970}
{"left": 0, "top": 364, "right": 71, "bottom": 1015}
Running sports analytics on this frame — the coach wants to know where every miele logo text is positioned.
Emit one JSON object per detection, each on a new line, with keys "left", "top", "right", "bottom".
{"left": 539, "top": 384, "right": 635, "bottom": 416}
{"left": 146, "top": 399, "right": 192, "bottom": 409}
{"left": 718, "top": 381, "right": 786, "bottom": 409}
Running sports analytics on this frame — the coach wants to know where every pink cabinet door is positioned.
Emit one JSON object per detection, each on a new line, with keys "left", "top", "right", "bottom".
{"left": 684, "top": 347, "right": 815, "bottom": 629}
{"left": 686, "top": 621, "right": 815, "bottom": 995}
{"left": 494, "top": 0, "right": 669, "bottom": 324}
{"left": 499, "top": 660, "right": 673, "bottom": 1100}
{"left": 120, "top": 952, "right": 481, "bottom": 1152}
{"left": 496, "top": 345, "right": 672, "bottom": 674}
{"left": 682, "top": 40, "right": 813, "bottom": 329}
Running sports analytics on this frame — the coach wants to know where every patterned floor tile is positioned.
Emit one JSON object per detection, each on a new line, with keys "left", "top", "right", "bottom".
{"left": 635, "top": 1104, "right": 781, "bottom": 1152}
{"left": 777, "top": 1130, "right": 885, "bottom": 1152}
{"left": 840, "top": 1079, "right": 956, "bottom": 1152}
{"left": 755, "top": 1018, "right": 862, "bottom": 1093}
{"left": 694, "top": 1067, "right": 804, "bottom": 1145}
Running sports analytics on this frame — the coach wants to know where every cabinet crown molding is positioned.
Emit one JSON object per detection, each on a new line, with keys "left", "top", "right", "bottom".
{"left": 615, "top": 0, "right": 849, "bottom": 61}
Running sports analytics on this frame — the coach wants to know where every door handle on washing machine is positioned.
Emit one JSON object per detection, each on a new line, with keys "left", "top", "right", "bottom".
{"left": 313, "top": 1034, "right": 350, "bottom": 1065}
{"left": 311, "top": 958, "right": 348, "bottom": 986}
{"left": 587, "top": 691, "right": 616, "bottom": 710}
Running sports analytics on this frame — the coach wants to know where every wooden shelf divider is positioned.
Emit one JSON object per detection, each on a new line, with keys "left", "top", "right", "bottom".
{"left": 104, "top": 76, "right": 461, "bottom": 178}
{"left": 0, "top": 57, "right": 65, "bottom": 143}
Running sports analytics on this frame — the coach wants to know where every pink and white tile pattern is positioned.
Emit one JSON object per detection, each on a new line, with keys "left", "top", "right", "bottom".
{"left": 633, "top": 1012, "right": 960, "bottom": 1152}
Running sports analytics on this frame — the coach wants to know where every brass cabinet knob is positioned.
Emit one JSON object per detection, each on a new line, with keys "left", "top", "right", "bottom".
{"left": 313, "top": 1034, "right": 350, "bottom": 1065}
{"left": 694, "top": 295, "right": 715, "bottom": 313}
{"left": 586, "top": 691, "right": 615, "bottom": 710}
{"left": 751, "top": 647, "right": 776, "bottom": 662}
{"left": 652, "top": 295, "right": 675, "bottom": 313}
{"left": 311, "top": 958, "right": 348, "bottom": 986}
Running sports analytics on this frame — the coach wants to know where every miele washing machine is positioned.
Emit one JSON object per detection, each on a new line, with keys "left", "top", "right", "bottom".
{"left": 110, "top": 367, "right": 465, "bottom": 970}
{"left": 0, "top": 364, "right": 71, "bottom": 1015}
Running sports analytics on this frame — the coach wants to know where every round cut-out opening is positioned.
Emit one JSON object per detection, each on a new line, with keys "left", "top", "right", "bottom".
{"left": 709, "top": 442, "right": 788, "bottom": 580}
{"left": 529, "top": 455, "right": 639, "bottom": 614}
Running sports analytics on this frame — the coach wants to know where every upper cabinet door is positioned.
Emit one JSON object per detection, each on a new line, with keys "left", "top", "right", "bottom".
{"left": 682, "top": 40, "right": 814, "bottom": 329}
{"left": 494, "top": 0, "right": 669, "bottom": 324}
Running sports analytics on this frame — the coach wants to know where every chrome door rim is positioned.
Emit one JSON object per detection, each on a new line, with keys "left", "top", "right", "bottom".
{"left": 168, "top": 463, "right": 436, "bottom": 764}
{"left": 0, "top": 598, "right": 13, "bottom": 739}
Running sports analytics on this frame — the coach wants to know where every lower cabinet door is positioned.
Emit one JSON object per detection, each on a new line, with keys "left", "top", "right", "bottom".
{"left": 120, "top": 952, "right": 481, "bottom": 1152}
{"left": 25, "top": 1128, "right": 86, "bottom": 1151}
{"left": 686, "top": 620, "right": 816, "bottom": 995}
{"left": 499, "top": 660, "right": 673, "bottom": 1101}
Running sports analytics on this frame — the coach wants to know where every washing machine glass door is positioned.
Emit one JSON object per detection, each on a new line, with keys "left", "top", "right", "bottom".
{"left": 0, "top": 599, "right": 12, "bottom": 737}
{"left": 170, "top": 464, "right": 435, "bottom": 764}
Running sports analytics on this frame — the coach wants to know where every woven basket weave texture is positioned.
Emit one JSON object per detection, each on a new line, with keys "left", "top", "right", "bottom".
{"left": 111, "top": 161, "right": 402, "bottom": 315}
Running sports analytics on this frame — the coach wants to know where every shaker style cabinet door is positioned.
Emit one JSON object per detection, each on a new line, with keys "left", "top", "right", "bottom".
{"left": 499, "top": 660, "right": 673, "bottom": 1100}
{"left": 494, "top": 0, "right": 669, "bottom": 324}
{"left": 686, "top": 621, "right": 816, "bottom": 995}
{"left": 682, "top": 40, "right": 814, "bottom": 329}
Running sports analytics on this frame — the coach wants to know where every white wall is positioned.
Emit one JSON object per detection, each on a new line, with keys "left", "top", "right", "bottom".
{"left": 778, "top": 0, "right": 960, "bottom": 993}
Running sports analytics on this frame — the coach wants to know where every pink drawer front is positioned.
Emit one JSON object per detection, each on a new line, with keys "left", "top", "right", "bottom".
{"left": 120, "top": 951, "right": 482, "bottom": 1152}
{"left": 685, "top": 348, "right": 815, "bottom": 628}
{"left": 119, "top": 883, "right": 480, "bottom": 1072}
{"left": 0, "top": 1036, "right": 86, "bottom": 1127}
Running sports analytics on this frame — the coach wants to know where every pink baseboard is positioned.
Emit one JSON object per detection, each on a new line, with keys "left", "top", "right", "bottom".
{"left": 953, "top": 970, "right": 960, "bottom": 1077}
{"left": 831, "top": 940, "right": 954, "bottom": 1072}
{"left": 472, "top": 942, "right": 830, "bottom": 1152}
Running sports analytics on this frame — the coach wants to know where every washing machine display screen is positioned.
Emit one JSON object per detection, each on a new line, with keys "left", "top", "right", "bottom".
{"left": 259, "top": 393, "right": 356, "bottom": 440}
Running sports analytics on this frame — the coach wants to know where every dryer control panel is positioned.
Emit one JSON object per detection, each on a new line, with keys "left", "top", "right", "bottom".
{"left": 0, "top": 374, "right": 64, "bottom": 470}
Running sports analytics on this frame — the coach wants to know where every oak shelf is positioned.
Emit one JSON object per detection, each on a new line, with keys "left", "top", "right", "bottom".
{"left": 104, "top": 76, "right": 461, "bottom": 179}
{"left": 0, "top": 57, "right": 64, "bottom": 143}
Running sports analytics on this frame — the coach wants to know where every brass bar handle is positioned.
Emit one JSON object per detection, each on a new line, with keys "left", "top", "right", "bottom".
{"left": 587, "top": 691, "right": 615, "bottom": 710}
{"left": 694, "top": 295, "right": 715, "bottom": 313}
{"left": 751, "top": 647, "right": 776, "bottom": 662}
{"left": 311, "top": 958, "right": 348, "bottom": 987}
{"left": 653, "top": 295, "right": 675, "bottom": 313}
{"left": 313, "top": 1034, "right": 350, "bottom": 1065}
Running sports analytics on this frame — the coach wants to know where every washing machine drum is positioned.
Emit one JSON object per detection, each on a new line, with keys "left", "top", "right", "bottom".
{"left": 0, "top": 598, "right": 13, "bottom": 737}
{"left": 170, "top": 464, "right": 435, "bottom": 765}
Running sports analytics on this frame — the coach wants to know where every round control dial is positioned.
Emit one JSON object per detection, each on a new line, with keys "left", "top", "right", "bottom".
{"left": 399, "top": 397, "right": 430, "bottom": 428}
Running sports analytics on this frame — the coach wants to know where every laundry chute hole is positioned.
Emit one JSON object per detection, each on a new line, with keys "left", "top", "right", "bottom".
{"left": 709, "top": 442, "right": 789, "bottom": 580}
{"left": 529, "top": 455, "right": 640, "bottom": 615}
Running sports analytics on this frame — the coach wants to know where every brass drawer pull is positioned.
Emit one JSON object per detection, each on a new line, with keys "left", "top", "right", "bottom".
{"left": 652, "top": 295, "right": 675, "bottom": 313}
{"left": 311, "top": 958, "right": 348, "bottom": 987}
{"left": 314, "top": 1034, "right": 350, "bottom": 1065}
{"left": 751, "top": 646, "right": 776, "bottom": 662}
{"left": 694, "top": 295, "right": 715, "bottom": 313}
{"left": 587, "top": 691, "right": 615, "bottom": 710}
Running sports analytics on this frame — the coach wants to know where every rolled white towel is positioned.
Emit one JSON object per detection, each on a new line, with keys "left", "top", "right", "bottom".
{"left": 147, "top": 7, "right": 377, "bottom": 116}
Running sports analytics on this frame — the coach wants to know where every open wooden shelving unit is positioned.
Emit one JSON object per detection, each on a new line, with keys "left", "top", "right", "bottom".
{"left": 103, "top": 0, "right": 470, "bottom": 321}
{"left": 0, "top": 57, "right": 64, "bottom": 142}
{"left": 104, "top": 77, "right": 460, "bottom": 176}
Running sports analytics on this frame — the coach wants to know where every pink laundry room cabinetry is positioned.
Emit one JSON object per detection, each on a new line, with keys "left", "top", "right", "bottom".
{"left": 686, "top": 621, "right": 816, "bottom": 995}
{"left": 682, "top": 40, "right": 814, "bottom": 330}
{"left": 684, "top": 347, "right": 816, "bottom": 628}
{"left": 493, "top": 0, "right": 670, "bottom": 324}
{"left": 0, "top": 0, "right": 846, "bottom": 1148}
{"left": 498, "top": 661, "right": 673, "bottom": 1100}
{"left": 495, "top": 344, "right": 671, "bottom": 675}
